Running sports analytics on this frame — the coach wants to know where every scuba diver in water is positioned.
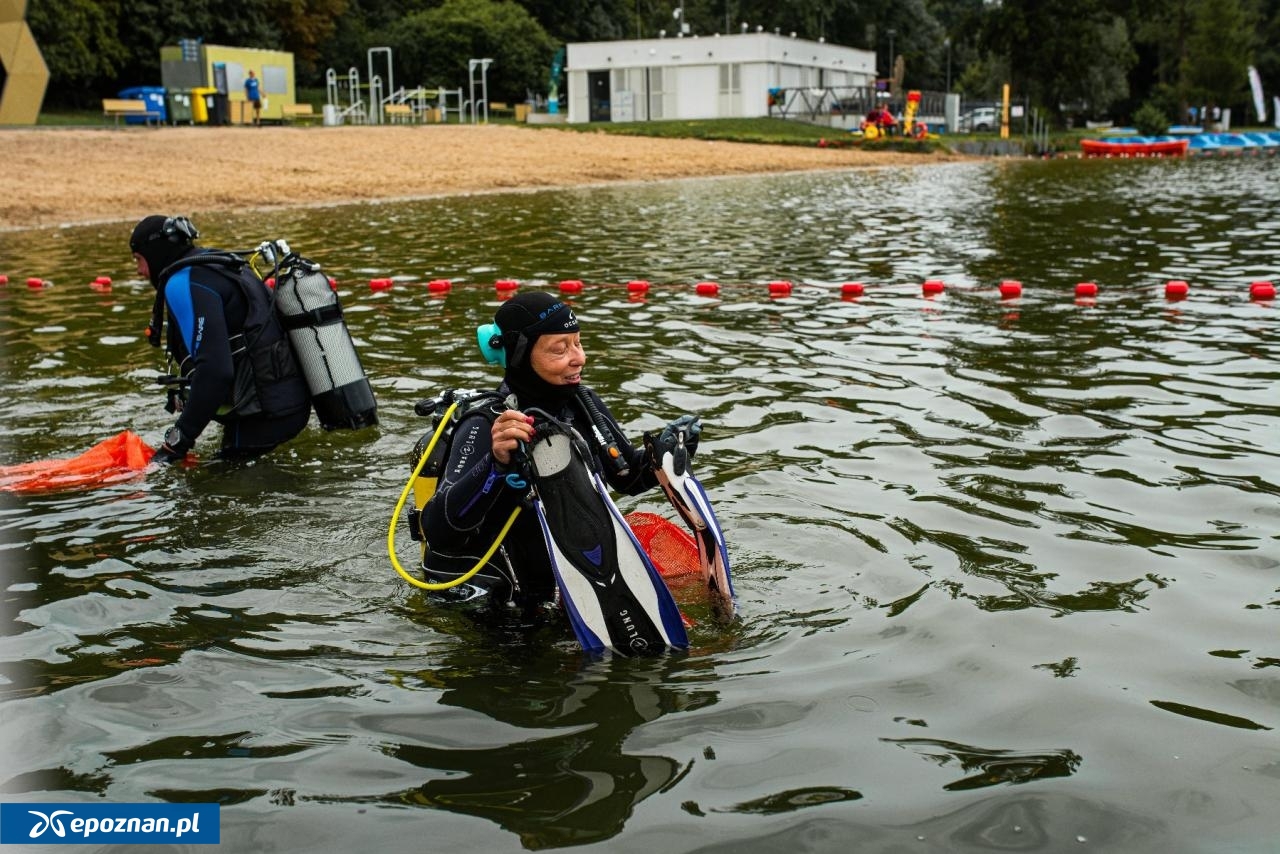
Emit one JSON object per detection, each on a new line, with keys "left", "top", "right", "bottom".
{"left": 130, "top": 214, "right": 311, "bottom": 464}
{"left": 418, "top": 292, "right": 701, "bottom": 617}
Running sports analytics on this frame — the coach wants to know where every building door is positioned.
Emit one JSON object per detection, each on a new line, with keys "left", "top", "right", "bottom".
{"left": 588, "top": 71, "right": 611, "bottom": 122}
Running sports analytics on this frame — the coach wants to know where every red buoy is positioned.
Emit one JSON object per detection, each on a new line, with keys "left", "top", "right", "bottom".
{"left": 627, "top": 279, "right": 650, "bottom": 294}
{"left": 695, "top": 282, "right": 719, "bottom": 296}
{"left": 26, "top": 277, "right": 45, "bottom": 288}
{"left": 1250, "top": 280, "right": 1276, "bottom": 300}
{"left": 369, "top": 278, "right": 393, "bottom": 291}
{"left": 999, "top": 279, "right": 1022, "bottom": 298}
{"left": 1164, "top": 280, "right": 1189, "bottom": 299}
{"left": 94, "top": 276, "right": 112, "bottom": 286}
{"left": 495, "top": 278, "right": 519, "bottom": 292}
{"left": 840, "top": 282, "right": 864, "bottom": 297}
{"left": 1075, "top": 281, "right": 1098, "bottom": 297}
{"left": 922, "top": 279, "right": 945, "bottom": 295}
{"left": 558, "top": 279, "right": 583, "bottom": 294}
{"left": 428, "top": 279, "right": 451, "bottom": 294}
{"left": 0, "top": 274, "right": 9, "bottom": 285}
{"left": 89, "top": 280, "right": 112, "bottom": 292}
{"left": 768, "top": 280, "right": 792, "bottom": 297}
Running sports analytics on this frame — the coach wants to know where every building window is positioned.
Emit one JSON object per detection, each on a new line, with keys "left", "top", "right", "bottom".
{"left": 718, "top": 63, "right": 740, "bottom": 95}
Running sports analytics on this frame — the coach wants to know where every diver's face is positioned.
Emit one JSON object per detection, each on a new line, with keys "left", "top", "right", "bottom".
{"left": 133, "top": 252, "right": 150, "bottom": 279}
{"left": 530, "top": 332, "right": 585, "bottom": 386}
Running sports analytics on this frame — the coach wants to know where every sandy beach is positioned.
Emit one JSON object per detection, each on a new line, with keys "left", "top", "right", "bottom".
{"left": 0, "top": 124, "right": 963, "bottom": 232}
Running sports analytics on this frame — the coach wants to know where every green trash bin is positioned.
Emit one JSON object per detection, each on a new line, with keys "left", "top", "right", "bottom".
{"left": 167, "top": 90, "right": 194, "bottom": 125}
{"left": 191, "top": 87, "right": 216, "bottom": 124}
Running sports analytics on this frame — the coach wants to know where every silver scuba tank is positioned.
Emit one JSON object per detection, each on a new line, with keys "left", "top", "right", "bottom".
{"left": 272, "top": 252, "right": 378, "bottom": 430}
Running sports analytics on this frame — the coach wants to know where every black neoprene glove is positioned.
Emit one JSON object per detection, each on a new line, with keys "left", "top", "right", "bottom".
{"left": 152, "top": 425, "right": 192, "bottom": 465}
{"left": 654, "top": 414, "right": 701, "bottom": 460}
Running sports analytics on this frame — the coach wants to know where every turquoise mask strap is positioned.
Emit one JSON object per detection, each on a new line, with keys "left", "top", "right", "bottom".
{"left": 476, "top": 323, "right": 506, "bottom": 367}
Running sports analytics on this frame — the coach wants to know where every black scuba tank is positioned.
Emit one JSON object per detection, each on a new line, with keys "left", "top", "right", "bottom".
{"left": 272, "top": 252, "right": 379, "bottom": 430}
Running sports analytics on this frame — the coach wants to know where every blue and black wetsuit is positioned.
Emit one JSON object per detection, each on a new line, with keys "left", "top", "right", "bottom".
{"left": 421, "top": 384, "right": 658, "bottom": 609}
{"left": 161, "top": 250, "right": 310, "bottom": 457}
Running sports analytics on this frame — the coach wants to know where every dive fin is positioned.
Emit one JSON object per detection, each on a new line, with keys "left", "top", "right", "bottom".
{"left": 529, "top": 428, "right": 688, "bottom": 655}
{"left": 649, "top": 434, "right": 736, "bottom": 617}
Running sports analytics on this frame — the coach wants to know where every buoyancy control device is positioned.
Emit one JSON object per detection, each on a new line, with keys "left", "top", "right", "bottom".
{"left": 405, "top": 388, "right": 507, "bottom": 558}
{"left": 254, "top": 241, "right": 379, "bottom": 431}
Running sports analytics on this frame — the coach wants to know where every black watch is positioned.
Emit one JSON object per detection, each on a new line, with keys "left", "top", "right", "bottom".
{"left": 164, "top": 425, "right": 188, "bottom": 449}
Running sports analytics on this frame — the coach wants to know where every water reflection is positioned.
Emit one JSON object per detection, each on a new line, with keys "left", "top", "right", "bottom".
{"left": 369, "top": 654, "right": 713, "bottom": 848}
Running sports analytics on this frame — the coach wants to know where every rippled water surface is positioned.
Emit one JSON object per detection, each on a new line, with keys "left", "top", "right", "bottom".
{"left": 2, "top": 156, "right": 1279, "bottom": 853}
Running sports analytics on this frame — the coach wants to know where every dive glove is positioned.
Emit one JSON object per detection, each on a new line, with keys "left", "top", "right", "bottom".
{"left": 654, "top": 414, "right": 701, "bottom": 461}
{"left": 152, "top": 425, "right": 192, "bottom": 465}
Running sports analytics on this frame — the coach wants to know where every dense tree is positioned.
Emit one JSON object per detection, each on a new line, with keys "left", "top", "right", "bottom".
{"left": 27, "top": 0, "right": 129, "bottom": 106}
{"left": 1184, "top": 0, "right": 1254, "bottom": 116}
{"left": 378, "top": 0, "right": 556, "bottom": 102}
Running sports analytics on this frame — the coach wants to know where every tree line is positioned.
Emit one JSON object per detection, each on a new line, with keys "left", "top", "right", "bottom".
{"left": 29, "top": 0, "right": 1280, "bottom": 126}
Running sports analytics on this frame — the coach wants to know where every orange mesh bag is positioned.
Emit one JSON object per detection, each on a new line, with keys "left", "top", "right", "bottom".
{"left": 0, "top": 431, "right": 155, "bottom": 493}
{"left": 625, "top": 511, "right": 700, "bottom": 578}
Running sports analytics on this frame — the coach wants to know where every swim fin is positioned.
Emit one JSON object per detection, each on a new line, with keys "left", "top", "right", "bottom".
{"left": 647, "top": 431, "right": 736, "bottom": 617}
{"left": 527, "top": 419, "right": 688, "bottom": 655}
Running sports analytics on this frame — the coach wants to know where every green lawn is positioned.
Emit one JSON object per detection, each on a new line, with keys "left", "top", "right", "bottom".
{"left": 545, "top": 116, "right": 938, "bottom": 152}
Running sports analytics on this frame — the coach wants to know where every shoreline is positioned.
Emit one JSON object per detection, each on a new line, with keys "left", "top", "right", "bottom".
{"left": 0, "top": 124, "right": 968, "bottom": 233}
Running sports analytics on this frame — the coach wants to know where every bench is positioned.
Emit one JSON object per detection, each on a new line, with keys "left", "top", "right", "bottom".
{"left": 384, "top": 103, "right": 414, "bottom": 124}
{"left": 281, "top": 103, "right": 321, "bottom": 125}
{"left": 102, "top": 98, "right": 160, "bottom": 128}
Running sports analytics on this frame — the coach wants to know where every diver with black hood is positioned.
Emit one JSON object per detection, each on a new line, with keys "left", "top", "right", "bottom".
{"left": 419, "top": 292, "right": 701, "bottom": 616}
{"left": 129, "top": 215, "right": 310, "bottom": 464}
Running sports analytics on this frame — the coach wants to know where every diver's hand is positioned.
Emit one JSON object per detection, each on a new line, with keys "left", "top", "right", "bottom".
{"left": 655, "top": 417, "right": 706, "bottom": 471}
{"left": 491, "top": 409, "right": 535, "bottom": 466}
{"left": 152, "top": 425, "right": 191, "bottom": 465}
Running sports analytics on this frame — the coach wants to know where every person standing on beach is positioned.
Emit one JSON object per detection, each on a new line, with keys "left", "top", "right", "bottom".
{"left": 244, "top": 70, "right": 262, "bottom": 126}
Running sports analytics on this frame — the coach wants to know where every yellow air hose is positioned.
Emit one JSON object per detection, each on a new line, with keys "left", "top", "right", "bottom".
{"left": 387, "top": 400, "right": 521, "bottom": 590}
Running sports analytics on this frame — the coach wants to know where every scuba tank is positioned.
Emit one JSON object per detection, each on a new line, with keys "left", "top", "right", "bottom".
{"left": 267, "top": 245, "right": 379, "bottom": 430}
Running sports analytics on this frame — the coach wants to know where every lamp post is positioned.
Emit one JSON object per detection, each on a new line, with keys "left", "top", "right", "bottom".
{"left": 887, "top": 28, "right": 896, "bottom": 79}
{"left": 944, "top": 37, "right": 952, "bottom": 92}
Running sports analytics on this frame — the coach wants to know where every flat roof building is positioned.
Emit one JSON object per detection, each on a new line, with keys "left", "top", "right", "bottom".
{"left": 566, "top": 32, "right": 875, "bottom": 124}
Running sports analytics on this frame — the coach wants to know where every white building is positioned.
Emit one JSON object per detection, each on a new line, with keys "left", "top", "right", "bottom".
{"left": 565, "top": 32, "right": 876, "bottom": 124}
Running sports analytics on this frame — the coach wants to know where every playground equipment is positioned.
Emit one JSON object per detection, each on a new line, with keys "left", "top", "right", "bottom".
{"left": 325, "top": 45, "right": 468, "bottom": 125}
{"left": 902, "top": 90, "right": 929, "bottom": 139}
{"left": 467, "top": 58, "right": 493, "bottom": 124}
{"left": 326, "top": 67, "right": 367, "bottom": 124}
{"left": 0, "top": 0, "right": 49, "bottom": 125}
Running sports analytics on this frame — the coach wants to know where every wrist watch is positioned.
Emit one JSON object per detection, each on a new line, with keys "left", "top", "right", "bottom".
{"left": 164, "top": 425, "right": 188, "bottom": 450}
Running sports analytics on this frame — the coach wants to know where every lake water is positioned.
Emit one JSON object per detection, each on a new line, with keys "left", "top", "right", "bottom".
{"left": 1, "top": 155, "right": 1279, "bottom": 853}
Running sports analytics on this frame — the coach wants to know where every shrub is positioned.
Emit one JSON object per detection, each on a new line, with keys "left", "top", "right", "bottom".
{"left": 1133, "top": 102, "right": 1169, "bottom": 136}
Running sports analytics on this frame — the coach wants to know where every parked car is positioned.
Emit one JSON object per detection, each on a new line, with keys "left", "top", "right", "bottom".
{"left": 959, "top": 106, "right": 998, "bottom": 133}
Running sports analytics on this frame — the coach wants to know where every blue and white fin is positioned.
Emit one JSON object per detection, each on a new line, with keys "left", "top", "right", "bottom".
{"left": 651, "top": 434, "right": 735, "bottom": 616}
{"left": 529, "top": 429, "right": 688, "bottom": 655}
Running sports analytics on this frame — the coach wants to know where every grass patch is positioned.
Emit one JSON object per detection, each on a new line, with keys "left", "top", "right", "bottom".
{"left": 548, "top": 116, "right": 942, "bottom": 152}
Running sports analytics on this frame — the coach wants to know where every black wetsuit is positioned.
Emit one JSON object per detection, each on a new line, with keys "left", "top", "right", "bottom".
{"left": 161, "top": 250, "right": 310, "bottom": 457}
{"left": 421, "top": 383, "right": 659, "bottom": 609}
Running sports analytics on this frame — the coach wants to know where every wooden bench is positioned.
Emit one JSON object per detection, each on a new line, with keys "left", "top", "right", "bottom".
{"left": 384, "top": 103, "right": 414, "bottom": 123}
{"left": 281, "top": 103, "right": 321, "bottom": 125}
{"left": 102, "top": 98, "right": 160, "bottom": 128}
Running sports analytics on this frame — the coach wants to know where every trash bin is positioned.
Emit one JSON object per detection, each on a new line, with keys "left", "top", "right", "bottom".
{"left": 210, "top": 92, "right": 229, "bottom": 126}
{"left": 166, "top": 90, "right": 194, "bottom": 125}
{"left": 191, "top": 87, "right": 216, "bottom": 124}
{"left": 118, "top": 85, "right": 167, "bottom": 125}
